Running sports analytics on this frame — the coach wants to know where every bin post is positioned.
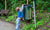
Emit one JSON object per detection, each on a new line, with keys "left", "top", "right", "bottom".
{"left": 27, "top": 0, "right": 28, "bottom": 4}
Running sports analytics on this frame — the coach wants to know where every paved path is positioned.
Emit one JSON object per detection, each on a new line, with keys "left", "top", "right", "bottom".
{"left": 0, "top": 20, "right": 16, "bottom": 30}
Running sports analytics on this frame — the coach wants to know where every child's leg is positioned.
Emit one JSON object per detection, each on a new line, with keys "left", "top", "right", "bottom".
{"left": 15, "top": 18, "right": 20, "bottom": 30}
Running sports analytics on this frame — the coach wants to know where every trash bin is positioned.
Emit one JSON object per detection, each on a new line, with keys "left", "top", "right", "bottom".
{"left": 23, "top": 4, "right": 32, "bottom": 20}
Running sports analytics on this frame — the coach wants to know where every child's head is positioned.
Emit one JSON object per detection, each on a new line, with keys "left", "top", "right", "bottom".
{"left": 15, "top": 7, "right": 20, "bottom": 11}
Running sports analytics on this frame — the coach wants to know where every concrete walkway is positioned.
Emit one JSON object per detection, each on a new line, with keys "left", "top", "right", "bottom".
{"left": 0, "top": 20, "right": 16, "bottom": 30}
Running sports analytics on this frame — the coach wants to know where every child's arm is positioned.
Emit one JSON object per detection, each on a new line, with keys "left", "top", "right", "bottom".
{"left": 20, "top": 4, "right": 24, "bottom": 12}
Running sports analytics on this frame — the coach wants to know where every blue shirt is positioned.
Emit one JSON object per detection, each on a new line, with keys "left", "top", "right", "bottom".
{"left": 17, "top": 5, "right": 24, "bottom": 18}
{"left": 17, "top": 10, "right": 23, "bottom": 18}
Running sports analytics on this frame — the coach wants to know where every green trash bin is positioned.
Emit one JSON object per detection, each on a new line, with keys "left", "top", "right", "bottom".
{"left": 23, "top": 4, "right": 32, "bottom": 20}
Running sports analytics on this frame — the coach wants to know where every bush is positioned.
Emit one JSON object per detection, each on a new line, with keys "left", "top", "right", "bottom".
{"left": 6, "top": 15, "right": 16, "bottom": 22}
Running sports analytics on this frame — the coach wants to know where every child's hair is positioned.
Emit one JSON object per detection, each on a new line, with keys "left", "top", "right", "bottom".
{"left": 15, "top": 7, "right": 20, "bottom": 11}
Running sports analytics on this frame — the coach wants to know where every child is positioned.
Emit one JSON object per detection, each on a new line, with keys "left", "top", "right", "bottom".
{"left": 15, "top": 4, "right": 24, "bottom": 30}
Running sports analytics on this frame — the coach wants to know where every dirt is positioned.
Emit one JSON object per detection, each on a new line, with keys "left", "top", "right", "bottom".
{"left": 0, "top": 19, "right": 16, "bottom": 30}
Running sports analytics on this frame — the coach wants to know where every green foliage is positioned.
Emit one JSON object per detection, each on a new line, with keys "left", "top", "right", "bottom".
{"left": 21, "top": 11, "right": 50, "bottom": 30}
{"left": 39, "top": 10, "right": 43, "bottom": 13}
{"left": 0, "top": 0, "right": 50, "bottom": 10}
{"left": 48, "top": 7, "right": 50, "bottom": 12}
{"left": 36, "top": 0, "right": 50, "bottom": 10}
{"left": 6, "top": 15, "right": 16, "bottom": 22}
{"left": 0, "top": 16, "right": 6, "bottom": 20}
{"left": 43, "top": 27, "right": 47, "bottom": 29}
{"left": 21, "top": 24, "right": 35, "bottom": 30}
{"left": 36, "top": 20, "right": 44, "bottom": 27}
{"left": 47, "top": 23, "right": 50, "bottom": 26}
{"left": 21, "top": 17, "right": 49, "bottom": 30}
{"left": 48, "top": 28, "right": 50, "bottom": 30}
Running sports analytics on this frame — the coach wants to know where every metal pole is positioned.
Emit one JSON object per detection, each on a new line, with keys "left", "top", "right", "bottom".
{"left": 33, "top": 0, "right": 36, "bottom": 28}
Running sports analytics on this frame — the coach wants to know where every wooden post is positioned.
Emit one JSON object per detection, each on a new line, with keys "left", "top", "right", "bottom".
{"left": 5, "top": 0, "right": 7, "bottom": 10}
{"left": 27, "top": 0, "right": 28, "bottom": 4}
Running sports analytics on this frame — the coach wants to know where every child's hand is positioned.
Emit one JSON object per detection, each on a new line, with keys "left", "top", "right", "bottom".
{"left": 22, "top": 4, "right": 24, "bottom": 6}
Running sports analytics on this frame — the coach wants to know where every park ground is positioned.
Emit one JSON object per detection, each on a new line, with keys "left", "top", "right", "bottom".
{"left": 0, "top": 11, "right": 50, "bottom": 30}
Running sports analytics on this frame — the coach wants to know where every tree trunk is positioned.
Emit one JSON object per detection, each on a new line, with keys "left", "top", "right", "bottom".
{"left": 5, "top": 0, "right": 7, "bottom": 10}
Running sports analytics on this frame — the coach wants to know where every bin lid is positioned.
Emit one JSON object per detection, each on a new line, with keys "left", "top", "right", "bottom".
{"left": 24, "top": 4, "right": 32, "bottom": 7}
